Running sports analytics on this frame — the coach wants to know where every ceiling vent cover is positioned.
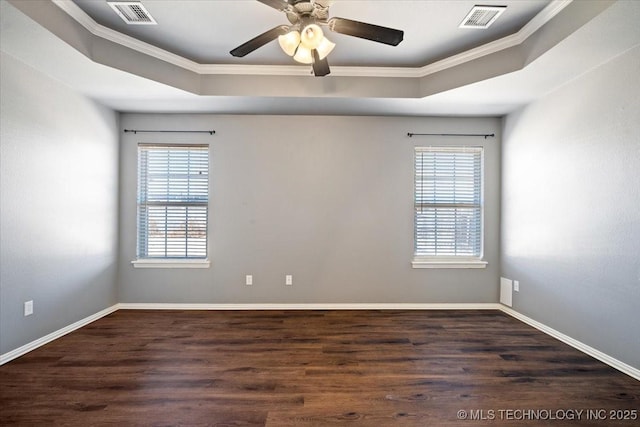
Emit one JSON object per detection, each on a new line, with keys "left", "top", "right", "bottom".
{"left": 459, "top": 5, "right": 506, "bottom": 29}
{"left": 108, "top": 2, "right": 157, "bottom": 25}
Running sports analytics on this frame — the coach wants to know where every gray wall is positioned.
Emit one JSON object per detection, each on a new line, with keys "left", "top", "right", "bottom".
{"left": 118, "top": 114, "right": 501, "bottom": 304}
{"left": 501, "top": 45, "right": 640, "bottom": 368}
{"left": 0, "top": 53, "right": 119, "bottom": 354}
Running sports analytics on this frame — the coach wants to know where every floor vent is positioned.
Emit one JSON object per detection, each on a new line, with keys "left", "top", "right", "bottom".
{"left": 459, "top": 5, "right": 506, "bottom": 29}
{"left": 108, "top": 1, "right": 157, "bottom": 25}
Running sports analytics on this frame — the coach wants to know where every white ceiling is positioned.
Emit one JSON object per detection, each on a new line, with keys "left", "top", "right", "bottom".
{"left": 71, "top": 0, "right": 550, "bottom": 67}
{"left": 2, "top": 0, "right": 639, "bottom": 116}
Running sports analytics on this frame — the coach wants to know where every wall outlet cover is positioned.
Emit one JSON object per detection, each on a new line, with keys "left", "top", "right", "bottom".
{"left": 24, "top": 300, "right": 34, "bottom": 316}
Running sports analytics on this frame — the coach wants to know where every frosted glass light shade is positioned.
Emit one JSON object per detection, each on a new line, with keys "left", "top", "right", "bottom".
{"left": 293, "top": 45, "right": 313, "bottom": 64}
{"left": 300, "top": 24, "right": 324, "bottom": 49}
{"left": 278, "top": 31, "right": 300, "bottom": 56}
{"left": 316, "top": 37, "right": 335, "bottom": 60}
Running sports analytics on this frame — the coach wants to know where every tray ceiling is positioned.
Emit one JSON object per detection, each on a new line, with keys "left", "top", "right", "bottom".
{"left": 2, "top": 0, "right": 638, "bottom": 115}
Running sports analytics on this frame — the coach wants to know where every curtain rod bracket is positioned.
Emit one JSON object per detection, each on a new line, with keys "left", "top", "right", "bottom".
{"left": 407, "top": 132, "right": 494, "bottom": 139}
{"left": 124, "top": 129, "right": 215, "bottom": 135}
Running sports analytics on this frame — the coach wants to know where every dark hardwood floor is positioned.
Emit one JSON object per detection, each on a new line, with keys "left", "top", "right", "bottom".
{"left": 1, "top": 310, "right": 638, "bottom": 426}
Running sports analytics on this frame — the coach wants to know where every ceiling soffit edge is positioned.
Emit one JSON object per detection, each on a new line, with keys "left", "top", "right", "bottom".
{"left": 417, "top": 0, "right": 616, "bottom": 98}
{"left": 51, "top": 0, "right": 572, "bottom": 78}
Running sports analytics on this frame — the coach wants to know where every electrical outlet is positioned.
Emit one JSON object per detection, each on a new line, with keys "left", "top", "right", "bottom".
{"left": 24, "top": 300, "right": 33, "bottom": 316}
{"left": 514, "top": 280, "right": 520, "bottom": 292}
{"left": 285, "top": 275, "right": 293, "bottom": 286}
{"left": 245, "top": 275, "right": 253, "bottom": 286}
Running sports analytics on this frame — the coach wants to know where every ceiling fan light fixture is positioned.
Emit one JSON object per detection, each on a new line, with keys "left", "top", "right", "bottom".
{"left": 293, "top": 45, "right": 314, "bottom": 64}
{"left": 300, "top": 24, "right": 324, "bottom": 49}
{"left": 316, "top": 36, "right": 335, "bottom": 60}
{"left": 278, "top": 30, "right": 301, "bottom": 56}
{"left": 229, "top": 0, "right": 405, "bottom": 77}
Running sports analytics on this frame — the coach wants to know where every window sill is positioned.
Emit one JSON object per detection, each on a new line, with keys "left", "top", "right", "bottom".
{"left": 131, "top": 259, "right": 210, "bottom": 269}
{"left": 412, "top": 259, "right": 488, "bottom": 269}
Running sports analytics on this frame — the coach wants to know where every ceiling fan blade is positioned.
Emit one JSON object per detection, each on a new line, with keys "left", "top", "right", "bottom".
{"left": 312, "top": 50, "right": 330, "bottom": 77}
{"left": 230, "top": 25, "right": 290, "bottom": 57}
{"left": 328, "top": 17, "right": 404, "bottom": 46}
{"left": 256, "top": 0, "right": 290, "bottom": 12}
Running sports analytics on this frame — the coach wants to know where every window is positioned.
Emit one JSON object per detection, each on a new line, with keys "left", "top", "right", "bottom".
{"left": 413, "top": 146, "right": 486, "bottom": 268}
{"left": 134, "top": 144, "right": 209, "bottom": 266}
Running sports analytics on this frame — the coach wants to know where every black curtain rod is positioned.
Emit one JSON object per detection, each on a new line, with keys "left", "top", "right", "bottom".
{"left": 407, "top": 132, "right": 494, "bottom": 139}
{"left": 124, "top": 129, "right": 215, "bottom": 135}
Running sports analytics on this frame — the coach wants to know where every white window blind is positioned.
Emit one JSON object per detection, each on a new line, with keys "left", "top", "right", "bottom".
{"left": 137, "top": 144, "right": 209, "bottom": 259}
{"left": 414, "top": 146, "right": 483, "bottom": 259}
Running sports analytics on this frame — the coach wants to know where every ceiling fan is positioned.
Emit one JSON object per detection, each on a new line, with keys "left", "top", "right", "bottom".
{"left": 229, "top": 0, "right": 404, "bottom": 77}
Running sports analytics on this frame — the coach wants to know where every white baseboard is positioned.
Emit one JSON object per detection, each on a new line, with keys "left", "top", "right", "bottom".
{"left": 0, "top": 304, "right": 119, "bottom": 366}
{"left": 500, "top": 306, "right": 640, "bottom": 381}
{"left": 2, "top": 302, "right": 638, "bottom": 382}
{"left": 116, "top": 302, "right": 502, "bottom": 311}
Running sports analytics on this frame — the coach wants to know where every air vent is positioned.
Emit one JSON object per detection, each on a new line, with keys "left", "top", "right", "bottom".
{"left": 459, "top": 5, "right": 506, "bottom": 29}
{"left": 108, "top": 2, "right": 157, "bottom": 25}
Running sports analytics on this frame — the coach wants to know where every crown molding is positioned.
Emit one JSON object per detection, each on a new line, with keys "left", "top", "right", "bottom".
{"left": 417, "top": 0, "right": 573, "bottom": 77}
{"left": 51, "top": 0, "right": 572, "bottom": 79}
{"left": 195, "top": 63, "right": 419, "bottom": 78}
{"left": 52, "top": 0, "right": 204, "bottom": 72}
